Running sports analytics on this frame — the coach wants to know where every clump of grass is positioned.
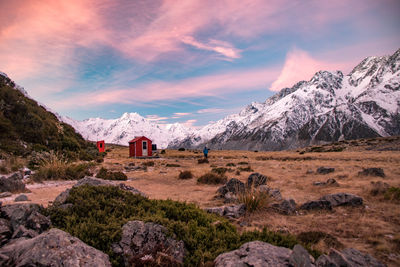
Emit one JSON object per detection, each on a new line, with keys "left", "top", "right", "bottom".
{"left": 238, "top": 186, "right": 269, "bottom": 213}
{"left": 197, "top": 172, "right": 227, "bottom": 184}
{"left": 0, "top": 156, "right": 24, "bottom": 174}
{"left": 297, "top": 231, "right": 343, "bottom": 250}
{"left": 211, "top": 167, "right": 232, "bottom": 175}
{"left": 226, "top": 163, "right": 236, "bottom": 167}
{"left": 178, "top": 148, "right": 186, "bottom": 151}
{"left": 31, "top": 152, "right": 93, "bottom": 182}
{"left": 160, "top": 149, "right": 166, "bottom": 154}
{"left": 384, "top": 187, "right": 400, "bottom": 202}
{"left": 142, "top": 161, "right": 155, "bottom": 167}
{"left": 96, "top": 167, "right": 127, "bottom": 181}
{"left": 237, "top": 166, "right": 254, "bottom": 172}
{"left": 178, "top": 170, "right": 193, "bottom": 180}
{"left": 237, "top": 161, "right": 248, "bottom": 165}
{"left": 44, "top": 185, "right": 317, "bottom": 266}
{"left": 166, "top": 163, "right": 181, "bottom": 167}
{"left": 198, "top": 158, "right": 209, "bottom": 164}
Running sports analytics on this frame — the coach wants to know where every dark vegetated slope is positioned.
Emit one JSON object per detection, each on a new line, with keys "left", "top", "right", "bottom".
{"left": 0, "top": 74, "right": 99, "bottom": 160}
{"left": 45, "top": 185, "right": 318, "bottom": 266}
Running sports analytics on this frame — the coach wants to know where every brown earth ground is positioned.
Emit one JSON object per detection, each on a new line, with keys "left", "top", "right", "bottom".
{"left": 3, "top": 136, "right": 400, "bottom": 266}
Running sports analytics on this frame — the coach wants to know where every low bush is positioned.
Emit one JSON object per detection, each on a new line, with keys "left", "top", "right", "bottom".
{"left": 197, "top": 172, "right": 227, "bottom": 185}
{"left": 297, "top": 231, "right": 343, "bottom": 251}
{"left": 178, "top": 170, "right": 193, "bottom": 179}
{"left": 226, "top": 163, "right": 236, "bottom": 167}
{"left": 384, "top": 187, "right": 400, "bottom": 202}
{"left": 142, "top": 161, "right": 155, "bottom": 167}
{"left": 178, "top": 148, "right": 185, "bottom": 151}
{"left": 237, "top": 161, "right": 248, "bottom": 165}
{"left": 198, "top": 158, "right": 209, "bottom": 164}
{"left": 44, "top": 185, "right": 317, "bottom": 266}
{"left": 160, "top": 149, "right": 166, "bottom": 154}
{"left": 0, "top": 156, "right": 24, "bottom": 174}
{"left": 238, "top": 187, "right": 269, "bottom": 213}
{"left": 32, "top": 160, "right": 93, "bottom": 182}
{"left": 166, "top": 163, "right": 181, "bottom": 167}
{"left": 211, "top": 167, "right": 232, "bottom": 175}
{"left": 96, "top": 167, "right": 127, "bottom": 181}
{"left": 237, "top": 166, "right": 254, "bottom": 172}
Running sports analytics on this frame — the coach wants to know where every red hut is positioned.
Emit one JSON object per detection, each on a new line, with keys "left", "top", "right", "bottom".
{"left": 129, "top": 136, "right": 152, "bottom": 157}
{"left": 96, "top": 140, "right": 105, "bottom": 153}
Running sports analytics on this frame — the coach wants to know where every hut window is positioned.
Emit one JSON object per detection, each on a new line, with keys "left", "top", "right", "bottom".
{"left": 143, "top": 141, "right": 147, "bottom": 149}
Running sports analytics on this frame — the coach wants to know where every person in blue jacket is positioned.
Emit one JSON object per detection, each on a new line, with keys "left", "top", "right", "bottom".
{"left": 203, "top": 146, "right": 209, "bottom": 159}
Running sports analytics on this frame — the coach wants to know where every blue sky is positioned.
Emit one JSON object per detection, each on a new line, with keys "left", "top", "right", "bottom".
{"left": 1, "top": 0, "right": 399, "bottom": 127}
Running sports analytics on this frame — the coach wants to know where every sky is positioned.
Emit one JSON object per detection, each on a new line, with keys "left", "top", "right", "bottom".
{"left": 0, "top": 0, "right": 399, "bottom": 127}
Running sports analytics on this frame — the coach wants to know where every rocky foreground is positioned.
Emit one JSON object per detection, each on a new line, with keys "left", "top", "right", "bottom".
{"left": 0, "top": 176, "right": 387, "bottom": 267}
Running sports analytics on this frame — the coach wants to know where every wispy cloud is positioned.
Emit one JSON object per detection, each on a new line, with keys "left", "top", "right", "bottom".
{"left": 197, "top": 108, "right": 225, "bottom": 114}
{"left": 181, "top": 36, "right": 241, "bottom": 60}
{"left": 146, "top": 114, "right": 169, "bottom": 122}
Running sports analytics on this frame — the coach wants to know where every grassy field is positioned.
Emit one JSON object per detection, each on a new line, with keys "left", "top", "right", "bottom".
{"left": 5, "top": 139, "right": 400, "bottom": 266}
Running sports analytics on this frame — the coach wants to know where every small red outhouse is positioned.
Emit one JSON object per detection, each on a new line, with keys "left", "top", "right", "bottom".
{"left": 96, "top": 140, "right": 105, "bottom": 153}
{"left": 129, "top": 136, "right": 152, "bottom": 157}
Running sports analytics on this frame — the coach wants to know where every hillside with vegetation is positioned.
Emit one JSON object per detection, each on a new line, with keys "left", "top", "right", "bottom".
{"left": 0, "top": 72, "right": 100, "bottom": 161}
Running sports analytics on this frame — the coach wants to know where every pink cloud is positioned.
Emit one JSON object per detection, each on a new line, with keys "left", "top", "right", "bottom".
{"left": 181, "top": 36, "right": 241, "bottom": 59}
{"left": 146, "top": 115, "right": 169, "bottom": 122}
{"left": 49, "top": 66, "right": 281, "bottom": 109}
{"left": 269, "top": 48, "right": 351, "bottom": 91}
{"left": 197, "top": 108, "right": 224, "bottom": 114}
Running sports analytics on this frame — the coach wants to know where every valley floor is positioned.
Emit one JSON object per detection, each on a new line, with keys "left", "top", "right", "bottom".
{"left": 4, "top": 145, "right": 400, "bottom": 266}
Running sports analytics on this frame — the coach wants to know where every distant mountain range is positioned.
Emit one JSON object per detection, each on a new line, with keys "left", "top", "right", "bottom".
{"left": 64, "top": 48, "right": 400, "bottom": 150}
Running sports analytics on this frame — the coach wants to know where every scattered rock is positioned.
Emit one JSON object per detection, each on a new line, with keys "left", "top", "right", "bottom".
{"left": 0, "top": 203, "right": 41, "bottom": 231}
{"left": 25, "top": 211, "right": 51, "bottom": 233}
{"left": 124, "top": 165, "right": 143, "bottom": 171}
{"left": 217, "top": 178, "right": 245, "bottom": 196}
{"left": 0, "top": 173, "right": 27, "bottom": 193}
{"left": 320, "top": 193, "right": 363, "bottom": 207}
{"left": 222, "top": 192, "right": 238, "bottom": 203}
{"left": 247, "top": 173, "right": 268, "bottom": 188}
{"left": 316, "top": 248, "right": 386, "bottom": 267}
{"left": 112, "top": 220, "right": 184, "bottom": 266}
{"left": 272, "top": 199, "right": 297, "bottom": 215}
{"left": 11, "top": 224, "right": 38, "bottom": 240}
{"left": 0, "top": 192, "right": 12, "bottom": 198}
{"left": 214, "top": 241, "right": 293, "bottom": 267}
{"left": 306, "top": 169, "right": 314, "bottom": 174}
{"left": 205, "top": 204, "right": 246, "bottom": 219}
{"left": 316, "top": 167, "right": 335, "bottom": 174}
{"left": 300, "top": 200, "right": 332, "bottom": 211}
{"left": 312, "top": 178, "right": 339, "bottom": 187}
{"left": 358, "top": 168, "right": 385, "bottom": 178}
{"left": 0, "top": 218, "right": 11, "bottom": 246}
{"left": 258, "top": 185, "right": 283, "bottom": 201}
{"left": 118, "top": 183, "right": 147, "bottom": 198}
{"left": 289, "top": 244, "right": 315, "bottom": 267}
{"left": 14, "top": 194, "right": 29, "bottom": 202}
{"left": 0, "top": 228, "right": 111, "bottom": 266}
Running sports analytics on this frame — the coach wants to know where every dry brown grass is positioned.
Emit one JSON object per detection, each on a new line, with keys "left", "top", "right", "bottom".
{"left": 4, "top": 143, "right": 400, "bottom": 266}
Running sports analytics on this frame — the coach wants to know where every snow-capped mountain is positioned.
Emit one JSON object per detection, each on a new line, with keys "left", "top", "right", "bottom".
{"left": 169, "top": 48, "right": 400, "bottom": 150}
{"left": 62, "top": 113, "right": 194, "bottom": 148}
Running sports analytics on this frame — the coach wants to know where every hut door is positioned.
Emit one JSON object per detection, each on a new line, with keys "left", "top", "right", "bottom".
{"left": 142, "top": 141, "right": 148, "bottom": 156}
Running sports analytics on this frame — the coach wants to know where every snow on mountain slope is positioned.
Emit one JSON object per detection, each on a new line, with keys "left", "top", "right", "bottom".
{"left": 62, "top": 113, "right": 194, "bottom": 148}
{"left": 169, "top": 48, "right": 400, "bottom": 150}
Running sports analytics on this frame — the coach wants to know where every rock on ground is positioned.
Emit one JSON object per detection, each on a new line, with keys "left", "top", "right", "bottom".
{"left": 247, "top": 173, "right": 268, "bottom": 188}
{"left": 358, "top": 168, "right": 385, "bottom": 178}
{"left": 258, "top": 185, "right": 282, "bottom": 201}
{"left": 0, "top": 173, "right": 28, "bottom": 193}
{"left": 313, "top": 178, "right": 339, "bottom": 187}
{"left": 320, "top": 193, "right": 363, "bottom": 207}
{"left": 300, "top": 200, "right": 332, "bottom": 211}
{"left": 217, "top": 178, "right": 245, "bottom": 196}
{"left": 316, "top": 167, "right": 335, "bottom": 174}
{"left": 14, "top": 194, "right": 29, "bottom": 202}
{"left": 0, "top": 228, "right": 111, "bottom": 267}
{"left": 316, "top": 248, "right": 386, "bottom": 267}
{"left": 272, "top": 199, "right": 297, "bottom": 215}
{"left": 112, "top": 220, "right": 184, "bottom": 266}
{"left": 205, "top": 204, "right": 246, "bottom": 219}
{"left": 214, "top": 241, "right": 311, "bottom": 267}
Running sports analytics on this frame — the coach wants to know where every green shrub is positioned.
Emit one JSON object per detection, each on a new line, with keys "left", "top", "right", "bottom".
{"left": 161, "top": 150, "right": 166, "bottom": 154}
{"left": 237, "top": 166, "right": 254, "bottom": 172}
{"left": 211, "top": 167, "right": 232, "bottom": 175}
{"left": 226, "top": 163, "right": 236, "bottom": 167}
{"left": 166, "top": 163, "right": 181, "bottom": 167}
{"left": 197, "top": 172, "right": 227, "bottom": 185}
{"left": 237, "top": 161, "right": 248, "bottom": 165}
{"left": 384, "top": 187, "right": 400, "bottom": 202}
{"left": 44, "top": 185, "right": 317, "bottom": 266}
{"left": 178, "top": 170, "right": 193, "bottom": 179}
{"left": 178, "top": 148, "right": 185, "bottom": 151}
{"left": 96, "top": 167, "right": 127, "bottom": 181}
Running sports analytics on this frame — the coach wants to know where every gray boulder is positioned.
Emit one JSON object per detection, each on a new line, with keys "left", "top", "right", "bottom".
{"left": 320, "top": 193, "right": 363, "bottom": 207}
{"left": 300, "top": 200, "right": 332, "bottom": 211}
{"left": 0, "top": 218, "right": 11, "bottom": 246}
{"left": 313, "top": 178, "right": 339, "bottom": 187}
{"left": 0, "top": 228, "right": 111, "bottom": 266}
{"left": 0, "top": 173, "right": 27, "bottom": 193}
{"left": 0, "top": 192, "right": 12, "bottom": 198}
{"left": 112, "top": 220, "right": 184, "bottom": 266}
{"left": 217, "top": 178, "right": 245, "bottom": 196}
{"left": 205, "top": 204, "right": 246, "bottom": 219}
{"left": 272, "top": 199, "right": 297, "bottom": 215}
{"left": 247, "top": 173, "right": 268, "bottom": 188}
{"left": 358, "top": 168, "right": 385, "bottom": 178}
{"left": 289, "top": 244, "right": 315, "bottom": 267}
{"left": 214, "top": 241, "right": 293, "bottom": 266}
{"left": 14, "top": 194, "right": 29, "bottom": 202}
{"left": 1, "top": 203, "right": 41, "bottom": 231}
{"left": 316, "top": 167, "right": 335, "bottom": 174}
{"left": 259, "top": 186, "right": 283, "bottom": 201}
{"left": 316, "top": 248, "right": 386, "bottom": 267}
